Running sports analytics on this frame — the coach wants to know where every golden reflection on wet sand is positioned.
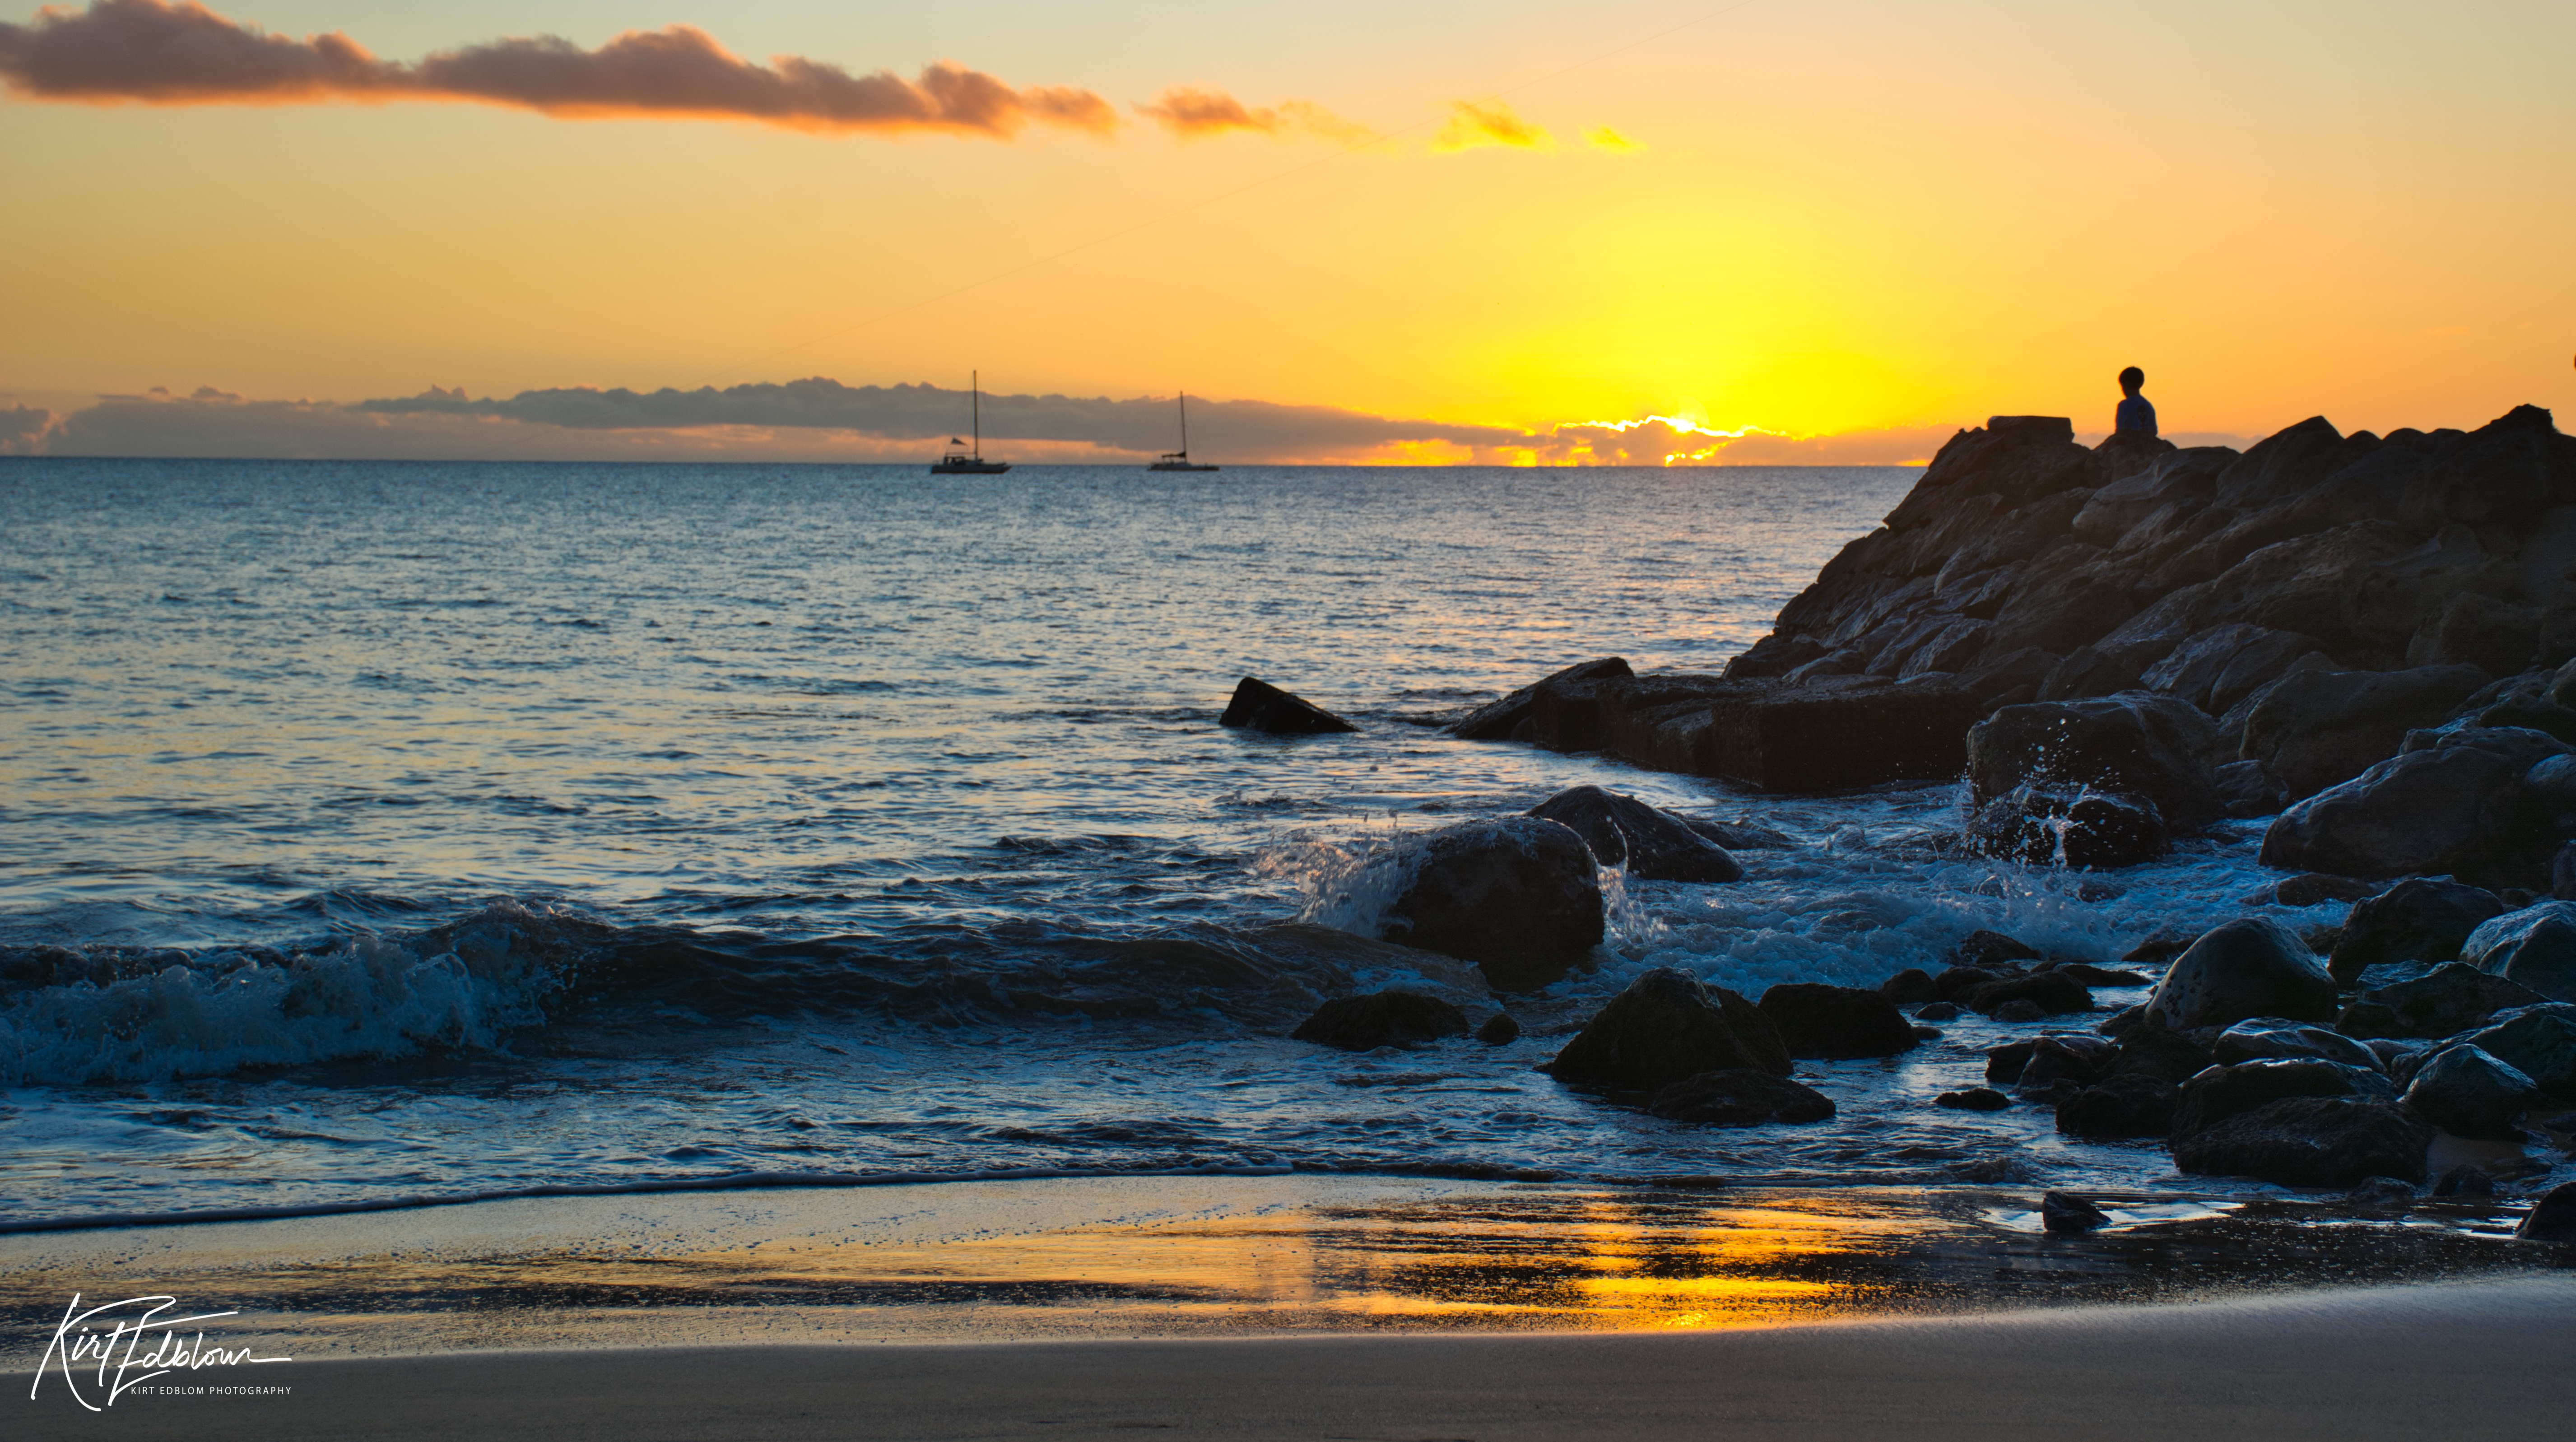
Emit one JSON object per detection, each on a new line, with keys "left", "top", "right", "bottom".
{"left": 0, "top": 1176, "right": 2544, "bottom": 1355}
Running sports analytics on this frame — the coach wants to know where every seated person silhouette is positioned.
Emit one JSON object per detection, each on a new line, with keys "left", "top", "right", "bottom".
{"left": 2115, "top": 366, "right": 2157, "bottom": 438}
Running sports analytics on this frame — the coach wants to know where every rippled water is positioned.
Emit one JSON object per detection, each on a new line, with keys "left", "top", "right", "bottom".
{"left": 0, "top": 459, "right": 2339, "bottom": 1223}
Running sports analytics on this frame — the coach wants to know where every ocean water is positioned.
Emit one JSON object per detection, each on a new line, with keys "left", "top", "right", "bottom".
{"left": 0, "top": 459, "right": 2334, "bottom": 1226}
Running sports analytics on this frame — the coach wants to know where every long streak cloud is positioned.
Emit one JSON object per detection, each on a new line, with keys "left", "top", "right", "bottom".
{"left": 0, "top": 0, "right": 1117, "bottom": 137}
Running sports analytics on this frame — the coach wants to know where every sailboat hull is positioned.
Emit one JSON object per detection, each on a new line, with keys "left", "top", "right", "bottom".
{"left": 1146, "top": 461, "right": 1218, "bottom": 471}
{"left": 930, "top": 459, "right": 1011, "bottom": 474}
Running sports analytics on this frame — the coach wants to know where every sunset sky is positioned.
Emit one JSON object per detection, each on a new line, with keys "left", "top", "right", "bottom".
{"left": 2, "top": 0, "right": 2569, "bottom": 464}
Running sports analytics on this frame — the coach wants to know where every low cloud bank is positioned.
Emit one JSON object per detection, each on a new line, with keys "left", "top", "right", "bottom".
{"left": 0, "top": 0, "right": 1115, "bottom": 137}
{"left": 9, "top": 379, "right": 1965, "bottom": 466}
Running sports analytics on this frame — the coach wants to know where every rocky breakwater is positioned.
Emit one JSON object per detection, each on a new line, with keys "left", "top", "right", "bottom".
{"left": 1452, "top": 407, "right": 2576, "bottom": 843}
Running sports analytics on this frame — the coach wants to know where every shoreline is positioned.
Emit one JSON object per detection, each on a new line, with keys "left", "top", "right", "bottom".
{"left": 13, "top": 1275, "right": 2572, "bottom": 1440}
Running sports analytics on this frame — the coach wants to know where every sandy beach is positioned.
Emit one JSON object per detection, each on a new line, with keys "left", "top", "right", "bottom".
{"left": 14, "top": 1274, "right": 2572, "bottom": 1440}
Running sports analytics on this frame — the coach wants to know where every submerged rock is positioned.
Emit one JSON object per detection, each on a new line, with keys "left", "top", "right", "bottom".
{"left": 1218, "top": 676, "right": 1358, "bottom": 735}
{"left": 1377, "top": 817, "right": 1603, "bottom": 986}
{"left": 1545, "top": 967, "right": 1790, "bottom": 1091}
{"left": 1448, "top": 657, "right": 1632, "bottom": 740}
{"left": 1525, "top": 785, "right": 1744, "bottom": 884}
{"left": 2041, "top": 1191, "right": 2113, "bottom": 1233}
{"left": 2327, "top": 878, "right": 2508, "bottom": 985}
{"left": 1646, "top": 1068, "right": 1836, "bottom": 1126}
{"left": 1475, "top": 1011, "right": 1520, "bottom": 1046}
{"left": 1937, "top": 1087, "right": 2010, "bottom": 1111}
{"left": 2174, "top": 1097, "right": 2433, "bottom": 1187}
{"left": 2401, "top": 1045, "right": 2540, "bottom": 1139}
{"left": 1290, "top": 991, "right": 1470, "bottom": 1051}
{"left": 1756, "top": 983, "right": 1920, "bottom": 1059}
{"left": 2462, "top": 901, "right": 2576, "bottom": 1002}
{"left": 2143, "top": 918, "right": 2337, "bottom": 1030}
{"left": 1953, "top": 930, "right": 2044, "bottom": 967}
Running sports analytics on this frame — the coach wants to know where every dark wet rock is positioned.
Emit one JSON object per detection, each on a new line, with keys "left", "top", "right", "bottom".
{"left": 2259, "top": 726, "right": 2573, "bottom": 888}
{"left": 1476, "top": 1011, "right": 1520, "bottom": 1046}
{"left": 2366, "top": 1037, "right": 2428, "bottom": 1074}
{"left": 2144, "top": 918, "right": 2337, "bottom": 1030}
{"left": 1936, "top": 1087, "right": 2010, "bottom": 1111}
{"left": 2173, "top": 1057, "right": 2399, "bottom": 1139}
{"left": 2512, "top": 1181, "right": 2576, "bottom": 1242}
{"left": 1684, "top": 818, "right": 1799, "bottom": 851}
{"left": 1965, "top": 972, "right": 2094, "bottom": 1018}
{"left": 2348, "top": 1176, "right": 2417, "bottom": 1209}
{"left": 2048, "top": 963, "right": 2153, "bottom": 987}
{"left": 2040, "top": 1191, "right": 2113, "bottom": 1233}
{"left": 2271, "top": 874, "right": 2381, "bottom": 908}
{"left": 2445, "top": 1004, "right": 2576, "bottom": 1096}
{"left": 2174, "top": 1096, "right": 2433, "bottom": 1187}
{"left": 2017, "top": 1077, "right": 2087, "bottom": 1106}
{"left": 1291, "top": 991, "right": 1470, "bottom": 1050}
{"left": 1879, "top": 968, "right": 1937, "bottom": 1005}
{"left": 1953, "top": 930, "right": 2044, "bottom": 968}
{"left": 2239, "top": 666, "right": 2492, "bottom": 802}
{"left": 1544, "top": 967, "right": 1790, "bottom": 1090}
{"left": 1914, "top": 1001, "right": 1961, "bottom": 1022}
{"left": 2055, "top": 1074, "right": 2179, "bottom": 1137}
{"left": 1992, "top": 999, "right": 2046, "bottom": 1023}
{"left": 1699, "top": 679, "right": 1989, "bottom": 791}
{"left": 1526, "top": 786, "right": 1744, "bottom": 884}
{"left": 2095, "top": 1003, "right": 2148, "bottom": 1038}
{"left": 2416, "top": 592, "right": 2541, "bottom": 675}
{"left": 1449, "top": 657, "right": 1632, "bottom": 740}
{"left": 2402, "top": 1045, "right": 2541, "bottom": 1139}
{"left": 1966, "top": 694, "right": 2224, "bottom": 833}
{"left": 1378, "top": 817, "right": 1604, "bottom": 986}
{"left": 2110, "top": 1024, "right": 2216, "bottom": 1085}
{"left": 2212, "top": 1016, "right": 2383, "bottom": 1071}
{"left": 1935, "top": 965, "right": 2007, "bottom": 1002}
{"left": 2339, "top": 962, "right": 2547, "bottom": 1040}
{"left": 2328, "top": 879, "right": 2509, "bottom": 985}
{"left": 1985, "top": 1040, "right": 2038, "bottom": 1085}
{"left": 2016, "top": 1033, "right": 2118, "bottom": 1088}
{"left": 2461, "top": 901, "right": 2576, "bottom": 1002}
{"left": 1219, "top": 676, "right": 1358, "bottom": 735}
{"left": 2123, "top": 926, "right": 2200, "bottom": 964}
{"left": 1529, "top": 676, "right": 1616, "bottom": 752}
{"left": 2213, "top": 758, "right": 2288, "bottom": 819}
{"left": 2141, "top": 623, "right": 2327, "bottom": 716}
{"left": 2432, "top": 1164, "right": 2497, "bottom": 1198}
{"left": 1646, "top": 1068, "right": 1835, "bottom": 1126}
{"left": 1756, "top": 983, "right": 1920, "bottom": 1059}
{"left": 1965, "top": 787, "right": 2169, "bottom": 869}
{"left": 1911, "top": 1024, "right": 1944, "bottom": 1042}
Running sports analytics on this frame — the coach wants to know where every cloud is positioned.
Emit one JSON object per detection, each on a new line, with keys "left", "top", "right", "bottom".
{"left": 1584, "top": 125, "right": 1640, "bottom": 152}
{"left": 0, "top": 0, "right": 1116, "bottom": 137}
{"left": 1428, "top": 98, "right": 1548, "bottom": 153}
{"left": 1133, "top": 84, "right": 1371, "bottom": 144}
{"left": 0, "top": 403, "right": 63, "bottom": 454}
{"left": 17, "top": 378, "right": 1970, "bottom": 467}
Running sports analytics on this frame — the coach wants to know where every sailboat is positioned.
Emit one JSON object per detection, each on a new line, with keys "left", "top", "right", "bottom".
{"left": 930, "top": 371, "right": 1010, "bottom": 474}
{"left": 1146, "top": 392, "right": 1219, "bottom": 472}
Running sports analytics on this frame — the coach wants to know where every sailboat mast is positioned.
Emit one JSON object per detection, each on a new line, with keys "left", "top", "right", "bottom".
{"left": 972, "top": 370, "right": 981, "bottom": 459}
{"left": 1179, "top": 392, "right": 1188, "bottom": 456}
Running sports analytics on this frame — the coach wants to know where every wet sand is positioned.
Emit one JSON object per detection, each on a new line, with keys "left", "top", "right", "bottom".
{"left": 14, "top": 1275, "right": 2574, "bottom": 1440}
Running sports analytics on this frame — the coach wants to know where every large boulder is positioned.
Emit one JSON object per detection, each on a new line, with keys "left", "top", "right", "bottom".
{"left": 2174, "top": 1097, "right": 2433, "bottom": 1186}
{"left": 1448, "top": 657, "right": 1632, "bottom": 740}
{"left": 1701, "top": 679, "right": 1988, "bottom": 791}
{"left": 2172, "top": 1057, "right": 2398, "bottom": 1138}
{"left": 1966, "top": 694, "right": 2223, "bottom": 832}
{"left": 1964, "top": 788, "right": 2168, "bottom": 869}
{"left": 2336, "top": 962, "right": 2548, "bottom": 1040}
{"left": 2517, "top": 1182, "right": 2576, "bottom": 1242}
{"left": 2210, "top": 1017, "right": 2382, "bottom": 1071}
{"left": 2258, "top": 727, "right": 2574, "bottom": 887}
{"left": 2326, "top": 879, "right": 2508, "bottom": 985}
{"left": 1290, "top": 992, "right": 1470, "bottom": 1051}
{"left": 1755, "top": 983, "right": 1920, "bottom": 1059}
{"left": 1646, "top": 1069, "right": 1836, "bottom": 1126}
{"left": 2402, "top": 1045, "right": 2541, "bottom": 1139}
{"left": 2143, "top": 918, "right": 2337, "bottom": 1030}
{"left": 2444, "top": 1004, "right": 2576, "bottom": 1096}
{"left": 2139, "top": 623, "right": 2327, "bottom": 716}
{"left": 2461, "top": 902, "right": 2576, "bottom": 1001}
{"left": 2107, "top": 1024, "right": 2216, "bottom": 1084}
{"left": 1525, "top": 786, "right": 1743, "bottom": 884}
{"left": 1544, "top": 967, "right": 1790, "bottom": 1090}
{"left": 1377, "top": 818, "right": 1604, "bottom": 985}
{"left": 2238, "top": 666, "right": 2492, "bottom": 802}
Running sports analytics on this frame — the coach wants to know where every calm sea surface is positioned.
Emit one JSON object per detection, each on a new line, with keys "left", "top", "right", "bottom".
{"left": 0, "top": 460, "right": 2310, "bottom": 1223}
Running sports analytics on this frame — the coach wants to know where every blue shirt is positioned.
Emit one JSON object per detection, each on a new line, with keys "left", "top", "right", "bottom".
{"left": 2115, "top": 395, "right": 2157, "bottom": 437}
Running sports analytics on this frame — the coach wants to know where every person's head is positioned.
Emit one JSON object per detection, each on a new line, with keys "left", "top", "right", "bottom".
{"left": 2118, "top": 366, "right": 2145, "bottom": 396}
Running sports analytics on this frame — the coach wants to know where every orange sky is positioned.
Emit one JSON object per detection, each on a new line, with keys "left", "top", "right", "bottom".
{"left": 2, "top": 0, "right": 2570, "bottom": 463}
